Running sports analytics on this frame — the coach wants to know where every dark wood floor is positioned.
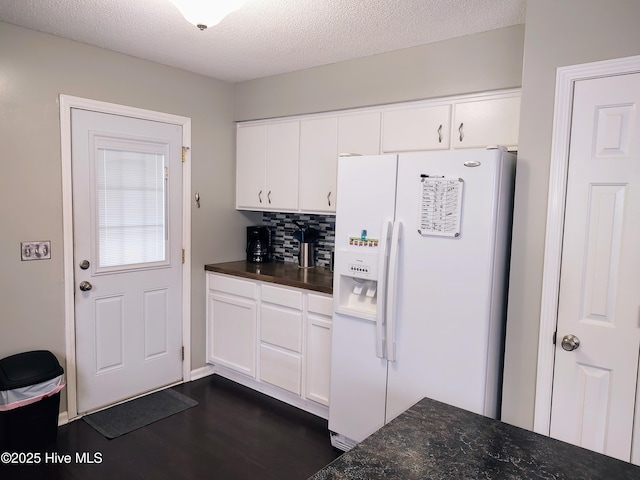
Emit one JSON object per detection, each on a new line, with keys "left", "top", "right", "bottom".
{"left": 0, "top": 375, "right": 342, "bottom": 480}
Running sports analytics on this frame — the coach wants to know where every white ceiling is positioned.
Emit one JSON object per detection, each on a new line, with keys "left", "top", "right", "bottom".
{"left": 0, "top": 0, "right": 526, "bottom": 83}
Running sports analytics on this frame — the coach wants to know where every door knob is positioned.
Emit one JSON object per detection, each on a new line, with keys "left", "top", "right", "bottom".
{"left": 561, "top": 334, "right": 580, "bottom": 352}
{"left": 79, "top": 281, "right": 93, "bottom": 292}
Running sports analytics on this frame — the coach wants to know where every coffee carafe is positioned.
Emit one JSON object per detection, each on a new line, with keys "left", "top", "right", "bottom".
{"left": 246, "top": 226, "right": 271, "bottom": 263}
{"left": 292, "top": 221, "right": 319, "bottom": 268}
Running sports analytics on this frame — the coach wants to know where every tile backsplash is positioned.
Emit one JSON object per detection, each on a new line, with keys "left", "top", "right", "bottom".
{"left": 262, "top": 213, "right": 335, "bottom": 267}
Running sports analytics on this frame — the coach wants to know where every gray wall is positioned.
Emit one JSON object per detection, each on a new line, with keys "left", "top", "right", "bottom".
{"left": 234, "top": 25, "right": 525, "bottom": 121}
{"left": 501, "top": 0, "right": 640, "bottom": 429}
{"left": 0, "top": 22, "right": 259, "bottom": 409}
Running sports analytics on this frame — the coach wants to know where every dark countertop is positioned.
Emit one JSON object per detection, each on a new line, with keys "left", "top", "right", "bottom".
{"left": 309, "top": 397, "right": 640, "bottom": 480}
{"left": 205, "top": 260, "right": 333, "bottom": 294}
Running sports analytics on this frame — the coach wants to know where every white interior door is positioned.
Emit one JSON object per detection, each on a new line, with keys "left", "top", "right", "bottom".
{"left": 71, "top": 108, "right": 184, "bottom": 414}
{"left": 550, "top": 73, "right": 640, "bottom": 461}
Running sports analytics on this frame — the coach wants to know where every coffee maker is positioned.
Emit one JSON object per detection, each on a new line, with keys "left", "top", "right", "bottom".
{"left": 246, "top": 226, "right": 271, "bottom": 263}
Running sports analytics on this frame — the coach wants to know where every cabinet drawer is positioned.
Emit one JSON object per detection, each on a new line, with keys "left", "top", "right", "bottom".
{"left": 260, "top": 304, "right": 302, "bottom": 352}
{"left": 308, "top": 293, "right": 333, "bottom": 317}
{"left": 261, "top": 284, "right": 302, "bottom": 309}
{"left": 209, "top": 274, "right": 257, "bottom": 299}
{"left": 260, "top": 344, "right": 302, "bottom": 395}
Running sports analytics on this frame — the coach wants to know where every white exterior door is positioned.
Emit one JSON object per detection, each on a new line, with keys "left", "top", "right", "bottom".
{"left": 549, "top": 73, "right": 640, "bottom": 461}
{"left": 71, "top": 109, "right": 184, "bottom": 414}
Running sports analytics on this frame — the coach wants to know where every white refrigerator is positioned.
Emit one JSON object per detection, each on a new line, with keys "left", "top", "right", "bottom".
{"left": 328, "top": 148, "right": 516, "bottom": 451}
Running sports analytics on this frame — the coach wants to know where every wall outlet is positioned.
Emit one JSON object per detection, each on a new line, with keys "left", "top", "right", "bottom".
{"left": 21, "top": 241, "right": 51, "bottom": 261}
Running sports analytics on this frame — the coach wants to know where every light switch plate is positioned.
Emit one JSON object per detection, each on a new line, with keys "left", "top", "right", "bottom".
{"left": 21, "top": 241, "right": 51, "bottom": 261}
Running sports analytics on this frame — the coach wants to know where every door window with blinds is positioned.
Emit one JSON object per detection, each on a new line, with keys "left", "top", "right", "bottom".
{"left": 91, "top": 134, "right": 171, "bottom": 272}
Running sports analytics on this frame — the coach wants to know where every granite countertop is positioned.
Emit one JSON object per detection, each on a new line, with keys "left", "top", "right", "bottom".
{"left": 309, "top": 397, "right": 640, "bottom": 480}
{"left": 205, "top": 260, "right": 333, "bottom": 294}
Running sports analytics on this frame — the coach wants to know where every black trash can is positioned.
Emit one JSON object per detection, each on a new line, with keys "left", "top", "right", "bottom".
{"left": 0, "top": 350, "right": 64, "bottom": 450}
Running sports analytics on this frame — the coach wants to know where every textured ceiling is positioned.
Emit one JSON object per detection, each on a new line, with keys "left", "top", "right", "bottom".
{"left": 0, "top": 0, "right": 526, "bottom": 83}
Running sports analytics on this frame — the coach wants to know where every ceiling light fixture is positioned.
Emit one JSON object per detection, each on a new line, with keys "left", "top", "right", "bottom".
{"left": 167, "top": 0, "right": 245, "bottom": 30}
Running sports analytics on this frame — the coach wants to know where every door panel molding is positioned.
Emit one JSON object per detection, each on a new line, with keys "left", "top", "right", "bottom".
{"left": 534, "top": 55, "right": 640, "bottom": 441}
{"left": 59, "top": 95, "right": 192, "bottom": 420}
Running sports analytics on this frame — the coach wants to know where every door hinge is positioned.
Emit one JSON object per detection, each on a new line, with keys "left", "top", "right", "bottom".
{"left": 182, "top": 146, "right": 189, "bottom": 163}
{"left": 181, "top": 346, "right": 185, "bottom": 361}
{"left": 182, "top": 248, "right": 185, "bottom": 264}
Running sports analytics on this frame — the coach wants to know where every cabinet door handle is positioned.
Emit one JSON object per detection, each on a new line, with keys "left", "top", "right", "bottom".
{"left": 437, "top": 124, "right": 443, "bottom": 143}
{"left": 267, "top": 191, "right": 272, "bottom": 204}
{"left": 258, "top": 190, "right": 263, "bottom": 204}
{"left": 327, "top": 191, "right": 332, "bottom": 207}
{"left": 458, "top": 122, "right": 464, "bottom": 142}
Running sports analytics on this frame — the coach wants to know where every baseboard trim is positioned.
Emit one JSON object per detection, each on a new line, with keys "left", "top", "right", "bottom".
{"left": 190, "top": 364, "right": 216, "bottom": 381}
{"left": 58, "top": 410, "right": 70, "bottom": 426}
{"left": 209, "top": 364, "right": 329, "bottom": 419}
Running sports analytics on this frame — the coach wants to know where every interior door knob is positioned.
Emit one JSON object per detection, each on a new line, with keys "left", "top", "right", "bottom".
{"left": 561, "top": 334, "right": 580, "bottom": 352}
{"left": 79, "top": 281, "right": 93, "bottom": 292}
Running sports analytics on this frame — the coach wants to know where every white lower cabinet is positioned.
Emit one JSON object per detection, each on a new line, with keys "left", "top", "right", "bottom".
{"left": 206, "top": 272, "right": 333, "bottom": 417}
{"left": 206, "top": 274, "right": 257, "bottom": 378}
{"left": 306, "top": 317, "right": 331, "bottom": 405}
{"left": 305, "top": 293, "right": 333, "bottom": 406}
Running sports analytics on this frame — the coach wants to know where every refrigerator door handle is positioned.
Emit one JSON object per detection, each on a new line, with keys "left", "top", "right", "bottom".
{"left": 386, "top": 221, "right": 402, "bottom": 362}
{"left": 375, "top": 220, "right": 392, "bottom": 359}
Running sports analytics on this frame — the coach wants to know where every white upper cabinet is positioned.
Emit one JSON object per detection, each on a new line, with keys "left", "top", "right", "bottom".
{"left": 451, "top": 94, "right": 521, "bottom": 149}
{"left": 381, "top": 104, "right": 451, "bottom": 152}
{"left": 265, "top": 121, "right": 299, "bottom": 210}
{"left": 236, "top": 121, "right": 299, "bottom": 211}
{"left": 236, "top": 124, "right": 266, "bottom": 210}
{"left": 236, "top": 90, "right": 520, "bottom": 213}
{"left": 337, "top": 111, "right": 381, "bottom": 156}
{"left": 299, "top": 117, "right": 339, "bottom": 213}
{"left": 299, "top": 112, "right": 381, "bottom": 213}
